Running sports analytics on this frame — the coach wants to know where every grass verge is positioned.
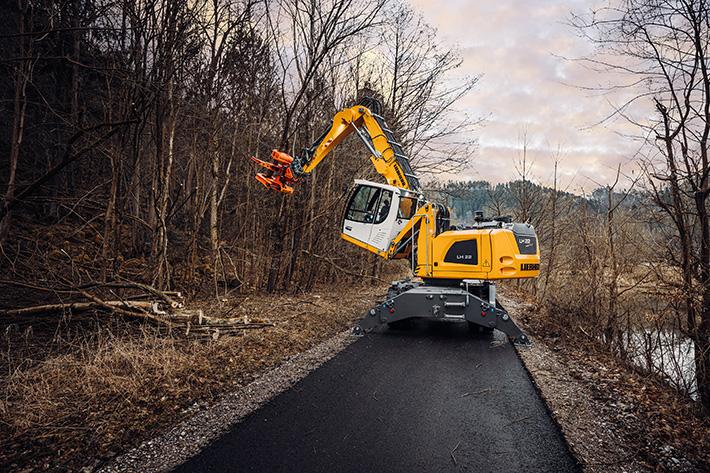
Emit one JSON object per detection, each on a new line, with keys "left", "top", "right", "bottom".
{"left": 504, "top": 292, "right": 710, "bottom": 472}
{"left": 0, "top": 282, "right": 390, "bottom": 472}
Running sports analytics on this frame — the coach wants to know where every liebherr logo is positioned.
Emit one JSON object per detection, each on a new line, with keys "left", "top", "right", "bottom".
{"left": 521, "top": 263, "right": 540, "bottom": 271}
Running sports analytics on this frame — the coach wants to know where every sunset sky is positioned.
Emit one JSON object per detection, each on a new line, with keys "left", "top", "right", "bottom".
{"left": 409, "top": 0, "right": 646, "bottom": 191}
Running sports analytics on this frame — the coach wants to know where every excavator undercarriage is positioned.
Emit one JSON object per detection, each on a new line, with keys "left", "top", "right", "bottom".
{"left": 354, "top": 279, "right": 530, "bottom": 345}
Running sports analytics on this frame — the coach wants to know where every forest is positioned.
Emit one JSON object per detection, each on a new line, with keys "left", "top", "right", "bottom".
{"left": 1, "top": 0, "right": 710, "bottom": 471}
{"left": 0, "top": 0, "right": 483, "bottom": 295}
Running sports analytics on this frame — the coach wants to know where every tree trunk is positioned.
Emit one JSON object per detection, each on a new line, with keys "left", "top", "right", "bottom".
{"left": 0, "top": 0, "right": 30, "bottom": 244}
{"left": 695, "top": 188, "right": 710, "bottom": 410}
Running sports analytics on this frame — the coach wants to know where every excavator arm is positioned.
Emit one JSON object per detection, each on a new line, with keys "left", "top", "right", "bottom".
{"left": 251, "top": 102, "right": 420, "bottom": 193}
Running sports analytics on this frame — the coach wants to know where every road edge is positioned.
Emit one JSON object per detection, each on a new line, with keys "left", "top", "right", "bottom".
{"left": 97, "top": 329, "right": 358, "bottom": 473}
{"left": 512, "top": 341, "right": 584, "bottom": 470}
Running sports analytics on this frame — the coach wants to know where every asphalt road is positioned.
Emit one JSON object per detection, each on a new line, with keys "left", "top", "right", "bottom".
{"left": 174, "top": 321, "right": 580, "bottom": 472}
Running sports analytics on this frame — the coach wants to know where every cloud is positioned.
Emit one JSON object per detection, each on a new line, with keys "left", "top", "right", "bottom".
{"left": 409, "top": 0, "right": 649, "bottom": 191}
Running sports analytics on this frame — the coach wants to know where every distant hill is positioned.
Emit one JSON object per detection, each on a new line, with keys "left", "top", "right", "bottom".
{"left": 425, "top": 179, "right": 648, "bottom": 225}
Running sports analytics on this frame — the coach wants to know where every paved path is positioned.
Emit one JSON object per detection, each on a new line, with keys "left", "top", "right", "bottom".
{"left": 174, "top": 321, "right": 580, "bottom": 472}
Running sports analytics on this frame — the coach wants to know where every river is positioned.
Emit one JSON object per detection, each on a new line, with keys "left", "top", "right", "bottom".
{"left": 625, "top": 329, "right": 696, "bottom": 399}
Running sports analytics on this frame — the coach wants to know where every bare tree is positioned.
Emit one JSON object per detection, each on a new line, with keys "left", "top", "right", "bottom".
{"left": 262, "top": 0, "right": 384, "bottom": 292}
{"left": 0, "top": 0, "right": 32, "bottom": 244}
{"left": 370, "top": 0, "right": 480, "bottom": 175}
{"left": 509, "top": 129, "right": 539, "bottom": 223}
{"left": 266, "top": 0, "right": 385, "bottom": 148}
{"left": 573, "top": 0, "right": 710, "bottom": 409}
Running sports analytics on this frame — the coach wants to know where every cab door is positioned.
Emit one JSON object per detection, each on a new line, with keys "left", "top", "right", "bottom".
{"left": 367, "top": 188, "right": 396, "bottom": 251}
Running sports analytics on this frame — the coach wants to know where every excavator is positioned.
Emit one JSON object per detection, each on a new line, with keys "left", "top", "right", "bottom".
{"left": 252, "top": 98, "right": 538, "bottom": 344}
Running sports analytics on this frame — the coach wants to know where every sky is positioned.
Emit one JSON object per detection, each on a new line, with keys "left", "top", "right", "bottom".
{"left": 409, "top": 0, "right": 646, "bottom": 191}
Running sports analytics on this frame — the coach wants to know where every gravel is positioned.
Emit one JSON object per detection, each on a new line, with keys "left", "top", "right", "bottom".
{"left": 97, "top": 329, "right": 357, "bottom": 473}
{"left": 514, "top": 336, "right": 647, "bottom": 472}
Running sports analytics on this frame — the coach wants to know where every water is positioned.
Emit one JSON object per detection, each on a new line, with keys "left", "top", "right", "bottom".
{"left": 624, "top": 329, "right": 696, "bottom": 398}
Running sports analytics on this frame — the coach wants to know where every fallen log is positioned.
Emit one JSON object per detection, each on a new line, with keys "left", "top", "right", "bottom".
{"left": 189, "top": 323, "right": 274, "bottom": 330}
{"left": 0, "top": 279, "right": 273, "bottom": 337}
{"left": 0, "top": 300, "right": 155, "bottom": 317}
{"left": 0, "top": 279, "right": 184, "bottom": 309}
{"left": 75, "top": 289, "right": 174, "bottom": 325}
{"left": 196, "top": 312, "right": 271, "bottom": 326}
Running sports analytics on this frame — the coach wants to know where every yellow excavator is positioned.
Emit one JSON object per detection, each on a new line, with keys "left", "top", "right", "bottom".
{"left": 252, "top": 98, "right": 539, "bottom": 344}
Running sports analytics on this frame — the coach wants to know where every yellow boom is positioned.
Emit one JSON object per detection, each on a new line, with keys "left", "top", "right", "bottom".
{"left": 251, "top": 103, "right": 419, "bottom": 193}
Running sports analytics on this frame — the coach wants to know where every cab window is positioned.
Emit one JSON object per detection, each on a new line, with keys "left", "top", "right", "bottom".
{"left": 346, "top": 185, "right": 392, "bottom": 224}
{"left": 373, "top": 190, "right": 392, "bottom": 224}
{"left": 398, "top": 196, "right": 417, "bottom": 219}
{"left": 346, "top": 185, "right": 378, "bottom": 222}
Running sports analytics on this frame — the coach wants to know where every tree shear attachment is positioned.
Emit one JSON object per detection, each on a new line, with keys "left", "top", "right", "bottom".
{"left": 251, "top": 150, "right": 298, "bottom": 194}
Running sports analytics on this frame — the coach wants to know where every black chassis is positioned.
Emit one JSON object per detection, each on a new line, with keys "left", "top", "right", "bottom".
{"left": 354, "top": 279, "right": 531, "bottom": 345}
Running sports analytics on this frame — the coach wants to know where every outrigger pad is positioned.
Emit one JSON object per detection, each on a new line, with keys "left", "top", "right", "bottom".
{"left": 251, "top": 150, "right": 297, "bottom": 194}
{"left": 496, "top": 313, "right": 532, "bottom": 346}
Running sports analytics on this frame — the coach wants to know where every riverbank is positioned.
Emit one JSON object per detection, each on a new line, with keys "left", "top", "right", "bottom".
{"left": 505, "top": 295, "right": 710, "bottom": 472}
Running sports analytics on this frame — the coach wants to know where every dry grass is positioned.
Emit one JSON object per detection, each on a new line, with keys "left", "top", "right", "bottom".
{"left": 0, "top": 282, "right": 392, "bottom": 472}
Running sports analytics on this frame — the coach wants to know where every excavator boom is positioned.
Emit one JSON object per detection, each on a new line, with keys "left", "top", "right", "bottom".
{"left": 252, "top": 103, "right": 419, "bottom": 193}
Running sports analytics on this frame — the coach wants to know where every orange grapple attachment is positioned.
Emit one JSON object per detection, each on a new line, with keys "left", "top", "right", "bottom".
{"left": 250, "top": 150, "right": 297, "bottom": 194}
{"left": 271, "top": 150, "right": 293, "bottom": 165}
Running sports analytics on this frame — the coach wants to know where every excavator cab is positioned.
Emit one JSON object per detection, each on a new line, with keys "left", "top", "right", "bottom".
{"left": 341, "top": 180, "right": 420, "bottom": 254}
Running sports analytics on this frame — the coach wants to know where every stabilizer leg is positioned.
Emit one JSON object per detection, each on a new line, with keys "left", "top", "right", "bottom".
{"left": 352, "top": 307, "right": 386, "bottom": 336}
{"left": 494, "top": 300, "right": 532, "bottom": 346}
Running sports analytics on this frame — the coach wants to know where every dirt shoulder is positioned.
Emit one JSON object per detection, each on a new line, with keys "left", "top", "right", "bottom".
{"left": 99, "top": 328, "right": 357, "bottom": 473}
{"left": 503, "top": 295, "right": 710, "bottom": 473}
{"left": 0, "top": 282, "right": 390, "bottom": 472}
